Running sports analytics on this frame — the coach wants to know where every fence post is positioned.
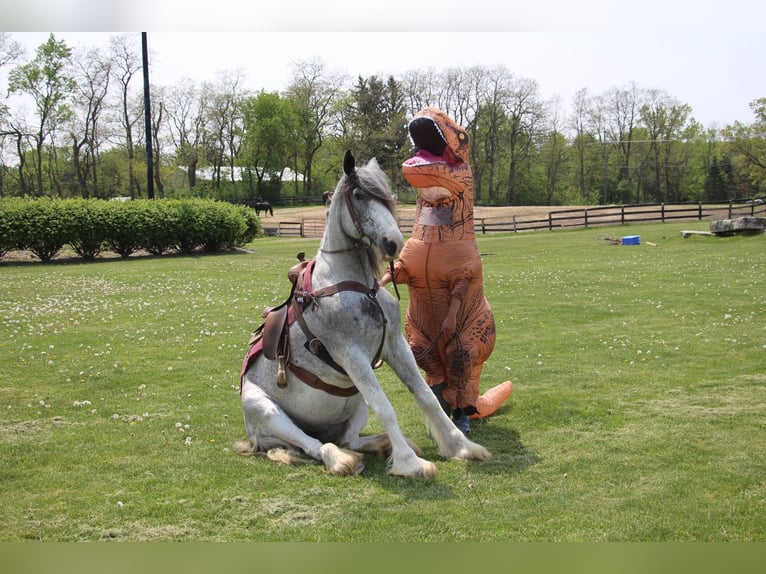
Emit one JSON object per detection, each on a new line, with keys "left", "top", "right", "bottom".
{"left": 621, "top": 205, "right": 625, "bottom": 224}
{"left": 548, "top": 212, "right": 553, "bottom": 231}
{"left": 728, "top": 201, "right": 733, "bottom": 219}
{"left": 699, "top": 201, "right": 703, "bottom": 220}
{"left": 300, "top": 221, "right": 304, "bottom": 237}
{"left": 661, "top": 203, "right": 665, "bottom": 223}
{"left": 584, "top": 209, "right": 588, "bottom": 228}
{"left": 513, "top": 215, "right": 517, "bottom": 232}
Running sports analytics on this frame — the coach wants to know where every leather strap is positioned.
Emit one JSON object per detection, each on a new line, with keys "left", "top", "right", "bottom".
{"left": 288, "top": 363, "right": 359, "bottom": 397}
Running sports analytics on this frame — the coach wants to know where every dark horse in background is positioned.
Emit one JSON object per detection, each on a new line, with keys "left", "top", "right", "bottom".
{"left": 254, "top": 200, "right": 273, "bottom": 217}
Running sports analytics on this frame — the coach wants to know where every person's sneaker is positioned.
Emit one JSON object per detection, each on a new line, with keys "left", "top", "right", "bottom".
{"left": 453, "top": 410, "right": 470, "bottom": 435}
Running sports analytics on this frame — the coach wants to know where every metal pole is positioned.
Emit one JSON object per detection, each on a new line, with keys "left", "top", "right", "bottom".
{"left": 141, "top": 33, "right": 154, "bottom": 199}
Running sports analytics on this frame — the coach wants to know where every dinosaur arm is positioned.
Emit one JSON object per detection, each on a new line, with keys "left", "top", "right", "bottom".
{"left": 381, "top": 259, "right": 408, "bottom": 286}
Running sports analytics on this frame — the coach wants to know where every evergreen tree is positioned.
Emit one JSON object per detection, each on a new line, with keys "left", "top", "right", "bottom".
{"left": 703, "top": 156, "right": 729, "bottom": 201}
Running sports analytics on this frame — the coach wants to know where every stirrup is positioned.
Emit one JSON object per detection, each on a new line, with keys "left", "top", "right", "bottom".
{"left": 277, "top": 355, "right": 288, "bottom": 388}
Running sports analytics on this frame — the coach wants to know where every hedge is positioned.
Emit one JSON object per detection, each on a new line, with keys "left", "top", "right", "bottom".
{"left": 0, "top": 198, "right": 263, "bottom": 262}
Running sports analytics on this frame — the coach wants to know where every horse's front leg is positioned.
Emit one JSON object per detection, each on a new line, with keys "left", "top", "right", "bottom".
{"left": 338, "top": 401, "right": 424, "bottom": 461}
{"left": 384, "top": 333, "right": 491, "bottom": 462}
{"left": 340, "top": 358, "right": 436, "bottom": 478}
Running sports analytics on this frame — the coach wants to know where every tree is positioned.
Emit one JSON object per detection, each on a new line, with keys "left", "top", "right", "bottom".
{"left": 164, "top": 78, "right": 209, "bottom": 190}
{"left": 722, "top": 98, "right": 766, "bottom": 197}
{"left": 503, "top": 74, "right": 544, "bottom": 205}
{"left": 68, "top": 46, "right": 110, "bottom": 198}
{"left": 639, "top": 90, "right": 699, "bottom": 202}
{"left": 241, "top": 91, "right": 298, "bottom": 198}
{"left": 0, "top": 33, "right": 24, "bottom": 197}
{"left": 0, "top": 33, "right": 22, "bottom": 69}
{"left": 539, "top": 96, "right": 570, "bottom": 205}
{"left": 602, "top": 83, "right": 643, "bottom": 203}
{"left": 473, "top": 68, "right": 510, "bottom": 203}
{"left": 205, "top": 70, "right": 247, "bottom": 190}
{"left": 8, "top": 33, "right": 75, "bottom": 196}
{"left": 570, "top": 88, "right": 594, "bottom": 203}
{"left": 703, "top": 155, "right": 732, "bottom": 201}
{"left": 150, "top": 84, "right": 166, "bottom": 198}
{"left": 285, "top": 58, "right": 346, "bottom": 195}
{"left": 344, "top": 75, "right": 408, "bottom": 185}
{"left": 109, "top": 34, "right": 142, "bottom": 198}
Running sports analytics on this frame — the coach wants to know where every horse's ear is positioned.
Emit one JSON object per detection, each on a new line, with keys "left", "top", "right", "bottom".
{"left": 343, "top": 150, "right": 355, "bottom": 176}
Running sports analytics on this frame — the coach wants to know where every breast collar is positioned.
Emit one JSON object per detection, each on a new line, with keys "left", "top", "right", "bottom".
{"left": 293, "top": 260, "right": 386, "bottom": 373}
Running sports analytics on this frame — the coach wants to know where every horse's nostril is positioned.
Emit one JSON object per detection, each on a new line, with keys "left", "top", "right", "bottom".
{"left": 383, "top": 238, "right": 401, "bottom": 257}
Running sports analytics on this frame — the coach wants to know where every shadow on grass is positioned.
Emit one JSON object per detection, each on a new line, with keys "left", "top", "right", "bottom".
{"left": 357, "top": 414, "right": 539, "bottom": 501}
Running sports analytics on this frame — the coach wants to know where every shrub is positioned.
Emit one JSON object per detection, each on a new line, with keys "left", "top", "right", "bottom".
{"left": 199, "top": 201, "right": 247, "bottom": 252}
{"left": 15, "top": 198, "right": 75, "bottom": 262}
{"left": 102, "top": 200, "right": 147, "bottom": 258}
{"left": 0, "top": 197, "right": 25, "bottom": 259}
{"left": 62, "top": 199, "right": 108, "bottom": 261}
{"left": 0, "top": 197, "right": 263, "bottom": 262}
{"left": 141, "top": 200, "right": 181, "bottom": 255}
{"left": 172, "top": 199, "right": 206, "bottom": 254}
{"left": 237, "top": 205, "right": 261, "bottom": 245}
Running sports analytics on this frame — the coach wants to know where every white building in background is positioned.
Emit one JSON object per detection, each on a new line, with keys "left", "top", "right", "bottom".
{"left": 178, "top": 166, "right": 304, "bottom": 182}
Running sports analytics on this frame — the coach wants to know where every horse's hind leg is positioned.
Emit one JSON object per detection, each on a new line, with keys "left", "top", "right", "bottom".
{"left": 240, "top": 383, "right": 363, "bottom": 475}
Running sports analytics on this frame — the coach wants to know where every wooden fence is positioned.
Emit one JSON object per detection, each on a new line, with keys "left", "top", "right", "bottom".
{"left": 264, "top": 199, "right": 766, "bottom": 238}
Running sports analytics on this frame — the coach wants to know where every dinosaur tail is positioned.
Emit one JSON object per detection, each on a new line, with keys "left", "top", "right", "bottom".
{"left": 471, "top": 380, "right": 513, "bottom": 419}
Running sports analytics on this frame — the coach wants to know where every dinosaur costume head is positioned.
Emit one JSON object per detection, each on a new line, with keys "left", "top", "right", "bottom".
{"left": 401, "top": 108, "right": 474, "bottom": 241}
{"left": 402, "top": 107, "right": 472, "bottom": 202}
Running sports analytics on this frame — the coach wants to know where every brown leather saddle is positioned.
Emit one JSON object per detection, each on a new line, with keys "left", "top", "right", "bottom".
{"left": 248, "top": 253, "right": 308, "bottom": 388}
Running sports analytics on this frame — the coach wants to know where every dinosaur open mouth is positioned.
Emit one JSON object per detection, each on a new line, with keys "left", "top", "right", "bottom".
{"left": 408, "top": 116, "right": 447, "bottom": 156}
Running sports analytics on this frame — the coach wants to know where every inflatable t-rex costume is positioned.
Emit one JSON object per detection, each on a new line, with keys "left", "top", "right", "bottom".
{"left": 382, "top": 107, "right": 512, "bottom": 433}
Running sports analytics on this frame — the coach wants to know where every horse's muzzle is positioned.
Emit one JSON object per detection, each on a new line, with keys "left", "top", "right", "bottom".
{"left": 382, "top": 236, "right": 403, "bottom": 260}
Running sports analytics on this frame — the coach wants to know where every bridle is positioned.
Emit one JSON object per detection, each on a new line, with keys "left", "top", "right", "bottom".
{"left": 319, "top": 173, "right": 401, "bottom": 300}
{"left": 319, "top": 172, "right": 372, "bottom": 254}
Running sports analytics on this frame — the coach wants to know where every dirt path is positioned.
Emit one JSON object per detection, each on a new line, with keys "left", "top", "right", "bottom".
{"left": 263, "top": 204, "right": 577, "bottom": 224}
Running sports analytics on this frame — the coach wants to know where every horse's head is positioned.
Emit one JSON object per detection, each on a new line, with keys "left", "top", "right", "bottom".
{"left": 401, "top": 107, "right": 472, "bottom": 206}
{"left": 325, "top": 151, "right": 403, "bottom": 271}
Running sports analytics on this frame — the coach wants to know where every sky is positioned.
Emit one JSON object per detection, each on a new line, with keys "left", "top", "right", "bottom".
{"left": 2, "top": 1, "right": 765, "bottom": 129}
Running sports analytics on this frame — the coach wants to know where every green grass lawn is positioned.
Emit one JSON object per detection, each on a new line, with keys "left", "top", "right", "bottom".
{"left": 1, "top": 222, "right": 764, "bottom": 541}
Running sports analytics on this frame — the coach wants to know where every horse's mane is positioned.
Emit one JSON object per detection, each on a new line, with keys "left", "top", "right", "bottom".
{"left": 348, "top": 157, "right": 397, "bottom": 217}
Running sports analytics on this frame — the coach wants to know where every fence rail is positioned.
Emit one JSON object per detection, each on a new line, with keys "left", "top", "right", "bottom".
{"left": 263, "top": 199, "right": 766, "bottom": 238}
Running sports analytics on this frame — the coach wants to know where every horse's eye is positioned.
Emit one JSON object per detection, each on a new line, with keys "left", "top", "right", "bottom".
{"left": 352, "top": 188, "right": 369, "bottom": 202}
